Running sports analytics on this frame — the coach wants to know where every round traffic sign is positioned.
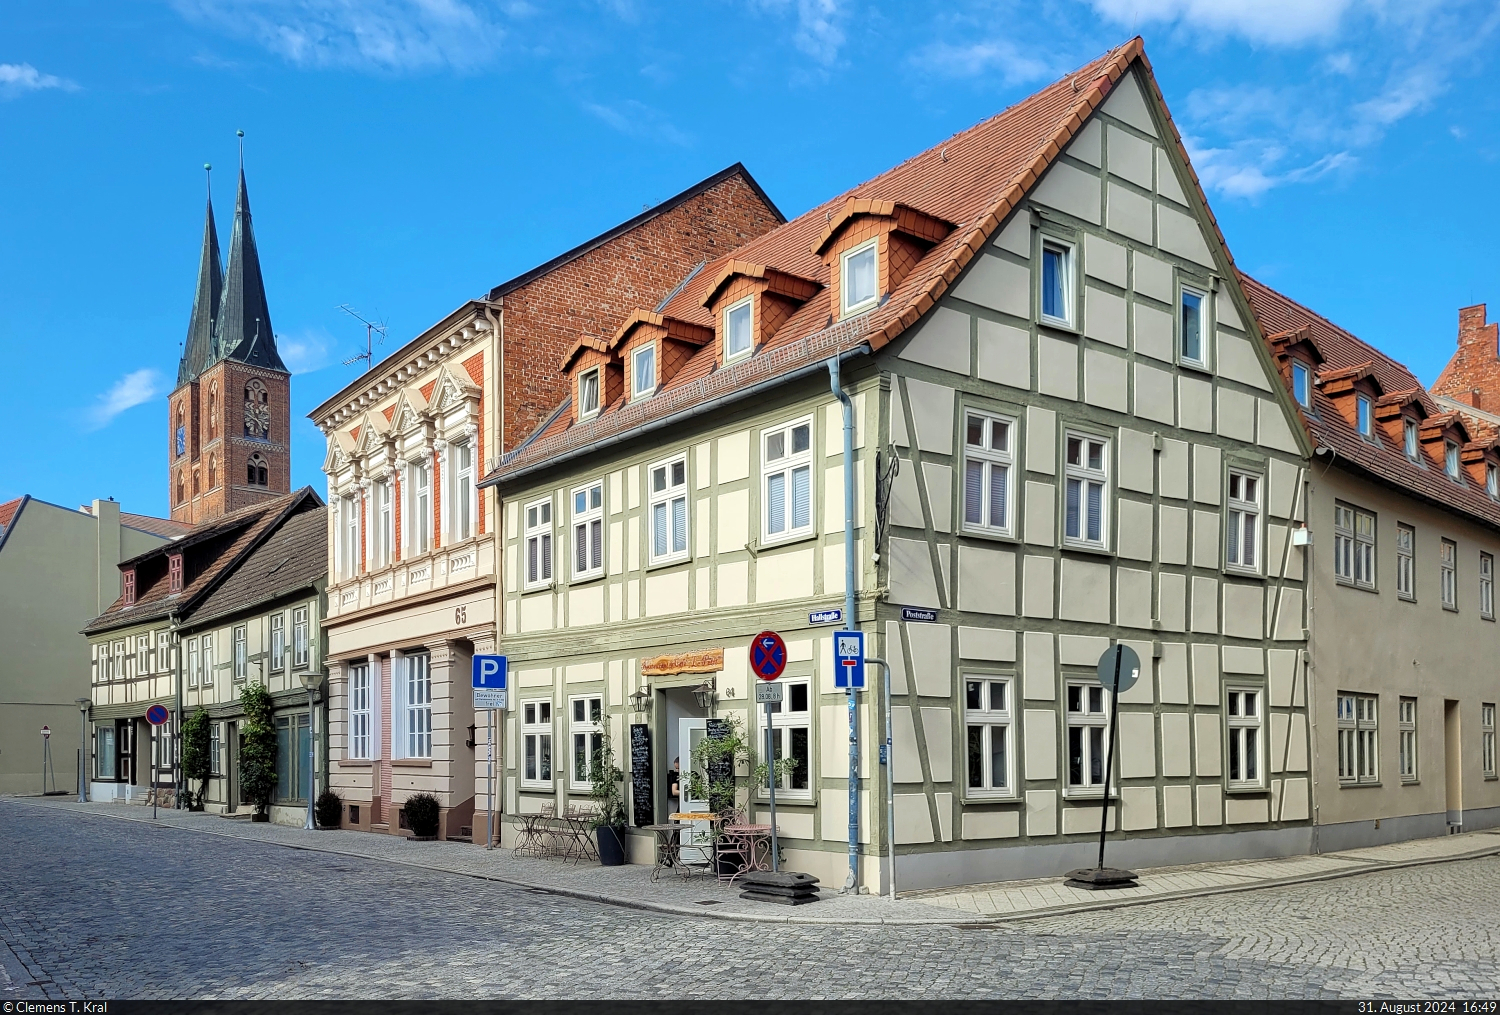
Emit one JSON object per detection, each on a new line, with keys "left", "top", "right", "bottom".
{"left": 1096, "top": 644, "right": 1141, "bottom": 695}
{"left": 750, "top": 631, "right": 788, "bottom": 681}
{"left": 40, "top": 725, "right": 50, "bottom": 739}
{"left": 146, "top": 704, "right": 171, "bottom": 726}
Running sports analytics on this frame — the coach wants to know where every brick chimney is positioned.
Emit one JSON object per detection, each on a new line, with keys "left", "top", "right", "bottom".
{"left": 1431, "top": 304, "right": 1500, "bottom": 410}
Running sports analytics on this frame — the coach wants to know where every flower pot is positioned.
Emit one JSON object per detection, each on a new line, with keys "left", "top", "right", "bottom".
{"left": 596, "top": 825, "right": 627, "bottom": 866}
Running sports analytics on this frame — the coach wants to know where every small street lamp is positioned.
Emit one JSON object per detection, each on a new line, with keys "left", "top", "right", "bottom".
{"left": 691, "top": 677, "right": 716, "bottom": 712}
{"left": 299, "top": 671, "right": 319, "bottom": 831}
{"left": 628, "top": 686, "right": 650, "bottom": 715}
{"left": 75, "top": 698, "right": 90, "bottom": 804}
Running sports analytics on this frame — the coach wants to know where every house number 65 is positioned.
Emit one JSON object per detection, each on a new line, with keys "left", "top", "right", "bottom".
{"left": 455, "top": 605, "right": 468, "bottom": 624}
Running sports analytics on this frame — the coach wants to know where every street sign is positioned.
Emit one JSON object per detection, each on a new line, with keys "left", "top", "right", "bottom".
{"left": 474, "top": 689, "right": 508, "bottom": 709}
{"left": 750, "top": 631, "right": 788, "bottom": 681}
{"left": 755, "top": 682, "right": 784, "bottom": 704}
{"left": 1095, "top": 644, "right": 1141, "bottom": 695}
{"left": 900, "top": 607, "right": 938, "bottom": 623}
{"left": 146, "top": 704, "right": 170, "bottom": 726}
{"left": 809, "top": 608, "right": 843, "bottom": 626}
{"left": 473, "top": 654, "right": 508, "bottom": 710}
{"left": 833, "top": 630, "right": 865, "bottom": 689}
{"left": 40, "top": 725, "right": 50, "bottom": 739}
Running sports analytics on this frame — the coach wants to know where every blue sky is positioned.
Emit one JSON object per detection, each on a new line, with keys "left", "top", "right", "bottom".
{"left": 3, "top": 0, "right": 1498, "bottom": 517}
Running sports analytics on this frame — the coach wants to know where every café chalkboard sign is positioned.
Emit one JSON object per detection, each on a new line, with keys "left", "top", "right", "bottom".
{"left": 629, "top": 723, "right": 653, "bottom": 827}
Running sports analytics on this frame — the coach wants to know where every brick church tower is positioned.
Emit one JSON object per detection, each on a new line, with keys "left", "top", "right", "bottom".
{"left": 168, "top": 157, "right": 290, "bottom": 524}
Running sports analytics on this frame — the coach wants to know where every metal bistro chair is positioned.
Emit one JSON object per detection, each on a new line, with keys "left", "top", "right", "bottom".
{"left": 512, "top": 803, "right": 555, "bottom": 859}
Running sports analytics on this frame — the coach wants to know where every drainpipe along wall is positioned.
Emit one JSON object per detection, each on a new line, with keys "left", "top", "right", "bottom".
{"left": 828, "top": 357, "right": 859, "bottom": 892}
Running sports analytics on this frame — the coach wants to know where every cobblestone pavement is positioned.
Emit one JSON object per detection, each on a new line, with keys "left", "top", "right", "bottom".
{"left": 3, "top": 799, "right": 1498, "bottom": 1000}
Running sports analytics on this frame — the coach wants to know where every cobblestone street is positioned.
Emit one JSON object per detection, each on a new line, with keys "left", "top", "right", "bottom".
{"left": 2, "top": 799, "right": 1498, "bottom": 1000}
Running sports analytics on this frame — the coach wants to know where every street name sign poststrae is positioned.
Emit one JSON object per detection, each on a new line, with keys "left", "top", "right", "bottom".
{"left": 473, "top": 654, "right": 509, "bottom": 710}
{"left": 900, "top": 607, "right": 938, "bottom": 623}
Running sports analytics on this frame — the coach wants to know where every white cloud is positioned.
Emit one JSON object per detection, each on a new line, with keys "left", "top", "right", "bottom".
{"left": 171, "top": 0, "right": 507, "bottom": 72}
{"left": 279, "top": 328, "right": 340, "bottom": 375}
{"left": 910, "top": 36, "right": 1057, "bottom": 84}
{"left": 0, "top": 62, "right": 79, "bottom": 98}
{"left": 1089, "top": 0, "right": 1356, "bottom": 45}
{"left": 583, "top": 99, "right": 692, "bottom": 146}
{"left": 86, "top": 369, "right": 162, "bottom": 431}
{"left": 753, "top": 0, "right": 846, "bottom": 66}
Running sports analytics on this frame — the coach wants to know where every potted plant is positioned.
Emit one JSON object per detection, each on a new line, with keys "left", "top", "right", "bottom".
{"left": 404, "top": 792, "right": 441, "bottom": 840}
{"left": 315, "top": 789, "right": 343, "bottom": 830}
{"left": 688, "top": 713, "right": 797, "bottom": 875}
{"left": 588, "top": 727, "right": 629, "bottom": 866}
{"left": 238, "top": 683, "right": 277, "bottom": 821}
{"left": 179, "top": 707, "right": 211, "bottom": 811}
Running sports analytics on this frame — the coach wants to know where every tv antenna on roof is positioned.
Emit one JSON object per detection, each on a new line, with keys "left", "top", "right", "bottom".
{"left": 339, "top": 304, "right": 388, "bottom": 372}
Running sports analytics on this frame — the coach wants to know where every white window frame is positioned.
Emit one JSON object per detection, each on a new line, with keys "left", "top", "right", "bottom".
{"left": 840, "top": 238, "right": 879, "bottom": 317}
{"left": 1404, "top": 418, "right": 1419, "bottom": 459}
{"left": 761, "top": 416, "right": 815, "bottom": 545}
{"left": 1039, "top": 237, "right": 1076, "bottom": 329}
{"left": 1445, "top": 441, "right": 1461, "bottom": 481}
{"left": 764, "top": 676, "right": 812, "bottom": 800}
{"left": 568, "top": 694, "right": 604, "bottom": 793}
{"left": 1179, "top": 282, "right": 1208, "bottom": 368}
{"left": 961, "top": 411, "right": 1015, "bottom": 537}
{"left": 631, "top": 343, "right": 657, "bottom": 400}
{"left": 648, "top": 456, "right": 690, "bottom": 566}
{"left": 349, "top": 662, "right": 371, "bottom": 761}
{"left": 1065, "top": 680, "right": 1111, "bottom": 794}
{"left": 1292, "top": 361, "right": 1311, "bottom": 408}
{"left": 292, "top": 605, "right": 310, "bottom": 669}
{"left": 1489, "top": 464, "right": 1499, "bottom": 500}
{"left": 201, "top": 635, "right": 214, "bottom": 688}
{"left": 410, "top": 459, "right": 432, "bottom": 556}
{"left": 342, "top": 493, "right": 362, "bottom": 578}
{"left": 270, "top": 613, "right": 286, "bottom": 671}
{"left": 1396, "top": 524, "right": 1415, "bottom": 602}
{"left": 232, "top": 624, "right": 247, "bottom": 682}
{"left": 1063, "top": 432, "right": 1110, "bottom": 550}
{"left": 1337, "top": 693, "right": 1379, "bottom": 784}
{"left": 1356, "top": 394, "right": 1373, "bottom": 437}
{"left": 135, "top": 636, "right": 149, "bottom": 676}
{"left": 1398, "top": 696, "right": 1417, "bottom": 783}
{"left": 210, "top": 722, "right": 222, "bottom": 777}
{"left": 724, "top": 295, "right": 754, "bottom": 362}
{"left": 1226, "top": 687, "right": 1263, "bottom": 789}
{"left": 399, "top": 651, "right": 431, "bottom": 760}
{"left": 1333, "top": 502, "right": 1375, "bottom": 590}
{"left": 1441, "top": 538, "right": 1458, "bottom": 611}
{"left": 1482, "top": 703, "right": 1496, "bottom": 779}
{"left": 1482, "top": 552, "right": 1494, "bottom": 621}
{"left": 375, "top": 478, "right": 393, "bottom": 569}
{"left": 187, "top": 637, "right": 200, "bottom": 689}
{"left": 1225, "top": 468, "right": 1262, "bottom": 574}
{"left": 963, "top": 674, "right": 1014, "bottom": 799}
{"left": 451, "top": 440, "right": 475, "bottom": 543}
{"left": 571, "top": 481, "right": 605, "bottom": 581}
{"left": 523, "top": 497, "right": 554, "bottom": 590}
{"left": 578, "top": 367, "right": 601, "bottom": 419}
{"left": 521, "top": 699, "right": 554, "bottom": 789}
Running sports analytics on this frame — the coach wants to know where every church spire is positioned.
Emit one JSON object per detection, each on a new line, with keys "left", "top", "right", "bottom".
{"left": 177, "top": 164, "right": 223, "bottom": 386}
{"left": 213, "top": 132, "right": 286, "bottom": 374}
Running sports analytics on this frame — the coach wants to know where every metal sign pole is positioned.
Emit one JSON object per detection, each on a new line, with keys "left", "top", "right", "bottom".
{"left": 151, "top": 726, "right": 158, "bottom": 821}
{"left": 765, "top": 699, "right": 779, "bottom": 872}
{"left": 487, "top": 708, "right": 496, "bottom": 849}
{"left": 1097, "top": 645, "right": 1122, "bottom": 870}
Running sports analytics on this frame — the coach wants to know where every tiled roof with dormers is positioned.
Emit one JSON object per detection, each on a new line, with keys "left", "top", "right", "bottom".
{"left": 485, "top": 38, "right": 1195, "bottom": 486}
{"left": 186, "top": 502, "right": 327, "bottom": 628}
{"left": 1241, "top": 274, "right": 1500, "bottom": 532}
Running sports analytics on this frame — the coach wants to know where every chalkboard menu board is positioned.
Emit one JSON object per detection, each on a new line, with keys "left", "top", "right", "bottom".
{"left": 706, "top": 717, "right": 733, "bottom": 806}
{"left": 629, "top": 723, "right": 653, "bottom": 827}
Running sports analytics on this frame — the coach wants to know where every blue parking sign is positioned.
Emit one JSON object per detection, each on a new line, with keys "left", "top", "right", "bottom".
{"left": 833, "top": 630, "right": 865, "bottom": 689}
{"left": 473, "top": 655, "right": 507, "bottom": 689}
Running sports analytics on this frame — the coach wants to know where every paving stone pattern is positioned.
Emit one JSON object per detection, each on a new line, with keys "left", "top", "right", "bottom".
{"left": 2, "top": 799, "right": 1498, "bottom": 1000}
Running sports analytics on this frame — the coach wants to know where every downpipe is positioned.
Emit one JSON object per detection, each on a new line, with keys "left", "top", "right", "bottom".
{"left": 829, "top": 357, "right": 859, "bottom": 893}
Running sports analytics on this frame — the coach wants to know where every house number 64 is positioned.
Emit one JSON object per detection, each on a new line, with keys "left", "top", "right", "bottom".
{"left": 454, "top": 605, "right": 468, "bottom": 625}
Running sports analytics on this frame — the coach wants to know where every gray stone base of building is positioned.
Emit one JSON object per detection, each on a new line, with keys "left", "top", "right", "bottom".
{"left": 1316, "top": 804, "right": 1500, "bottom": 853}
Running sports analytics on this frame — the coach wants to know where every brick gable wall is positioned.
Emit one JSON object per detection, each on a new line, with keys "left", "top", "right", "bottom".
{"left": 1433, "top": 305, "right": 1500, "bottom": 411}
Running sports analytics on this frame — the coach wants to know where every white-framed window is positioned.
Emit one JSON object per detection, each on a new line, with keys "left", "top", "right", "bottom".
{"left": 270, "top": 614, "right": 286, "bottom": 671}
{"left": 1226, "top": 687, "right": 1262, "bottom": 787}
{"left": 632, "top": 343, "right": 657, "bottom": 399}
{"left": 1396, "top": 524, "right": 1415, "bottom": 602}
{"left": 201, "top": 635, "right": 214, "bottom": 687}
{"left": 349, "top": 663, "right": 371, "bottom": 761}
{"left": 1337, "top": 693, "right": 1378, "bottom": 784}
{"left": 451, "top": 441, "right": 474, "bottom": 542}
{"left": 964, "top": 675, "right": 1013, "bottom": 798}
{"left": 1482, "top": 552, "right": 1495, "bottom": 621}
{"left": 521, "top": 700, "right": 554, "bottom": 788}
{"left": 187, "top": 637, "right": 200, "bottom": 689}
{"left": 1441, "top": 538, "right": 1458, "bottom": 611}
{"left": 1398, "top": 696, "right": 1417, "bottom": 783}
{"left": 571, "top": 481, "right": 604, "bottom": 581}
{"left": 578, "top": 367, "right": 601, "bottom": 419}
{"left": 135, "top": 636, "right": 149, "bottom": 676}
{"left": 1482, "top": 703, "right": 1496, "bottom": 778}
{"left": 962, "top": 411, "right": 1014, "bottom": 536}
{"left": 1489, "top": 464, "right": 1499, "bottom": 499}
{"left": 1040, "top": 238, "right": 1076, "bottom": 327}
{"left": 1445, "top": 442, "right": 1461, "bottom": 480}
{"left": 568, "top": 694, "right": 603, "bottom": 792}
{"left": 411, "top": 460, "right": 431, "bottom": 556}
{"left": 1404, "top": 419, "right": 1419, "bottom": 459}
{"left": 1064, "top": 432, "right": 1109, "bottom": 548}
{"left": 1179, "top": 284, "right": 1207, "bottom": 366}
{"left": 1333, "top": 503, "right": 1375, "bottom": 589}
{"left": 761, "top": 417, "right": 814, "bottom": 543}
{"left": 293, "top": 606, "right": 310, "bottom": 669}
{"left": 397, "top": 652, "right": 431, "bottom": 759}
{"left": 1225, "top": 469, "right": 1261, "bottom": 572}
{"left": 1356, "top": 395, "right": 1373, "bottom": 437}
{"left": 1292, "top": 362, "right": 1311, "bottom": 408}
{"left": 341, "top": 493, "right": 361, "bottom": 578}
{"left": 765, "top": 677, "right": 812, "bottom": 798}
{"left": 724, "top": 296, "right": 754, "bottom": 361}
{"left": 523, "top": 498, "right": 554, "bottom": 589}
{"left": 210, "top": 722, "right": 222, "bottom": 777}
{"left": 375, "top": 478, "right": 393, "bottom": 569}
{"left": 841, "top": 239, "right": 878, "bottom": 317}
{"left": 649, "top": 456, "right": 689, "bottom": 565}
{"left": 232, "top": 624, "right": 246, "bottom": 682}
{"left": 1065, "top": 681, "right": 1110, "bottom": 790}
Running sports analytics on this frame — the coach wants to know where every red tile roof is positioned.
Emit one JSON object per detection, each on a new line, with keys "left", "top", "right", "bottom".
{"left": 1241, "top": 274, "right": 1500, "bottom": 531}
{"left": 486, "top": 38, "right": 1201, "bottom": 485}
{"left": 120, "top": 513, "right": 195, "bottom": 539}
{"left": 0, "top": 497, "right": 22, "bottom": 531}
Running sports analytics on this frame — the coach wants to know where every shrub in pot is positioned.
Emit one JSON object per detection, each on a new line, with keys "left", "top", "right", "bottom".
{"left": 315, "top": 789, "right": 344, "bottom": 829}
{"left": 404, "top": 792, "right": 441, "bottom": 839}
{"left": 180, "top": 708, "right": 211, "bottom": 812}
{"left": 688, "top": 713, "right": 798, "bottom": 874}
{"left": 588, "top": 727, "right": 629, "bottom": 866}
{"left": 238, "top": 684, "right": 277, "bottom": 821}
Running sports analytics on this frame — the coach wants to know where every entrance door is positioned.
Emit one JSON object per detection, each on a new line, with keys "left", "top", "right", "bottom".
{"left": 1445, "top": 700, "right": 1463, "bottom": 830}
{"left": 677, "top": 717, "right": 711, "bottom": 864}
{"left": 226, "top": 722, "right": 240, "bottom": 812}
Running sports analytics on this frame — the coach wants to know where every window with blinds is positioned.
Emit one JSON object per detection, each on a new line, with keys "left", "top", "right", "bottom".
{"left": 524, "top": 498, "right": 553, "bottom": 589}
{"left": 649, "top": 457, "right": 690, "bottom": 565}
{"left": 962, "top": 412, "right": 1013, "bottom": 537}
{"left": 762, "top": 418, "right": 814, "bottom": 544}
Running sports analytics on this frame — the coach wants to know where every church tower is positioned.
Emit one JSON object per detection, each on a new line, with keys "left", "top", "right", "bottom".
{"left": 168, "top": 149, "right": 291, "bottom": 525}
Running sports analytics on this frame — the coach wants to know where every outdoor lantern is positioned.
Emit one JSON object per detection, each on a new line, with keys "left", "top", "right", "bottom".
{"left": 692, "top": 678, "right": 716, "bottom": 710}
{"left": 628, "top": 687, "right": 650, "bottom": 714}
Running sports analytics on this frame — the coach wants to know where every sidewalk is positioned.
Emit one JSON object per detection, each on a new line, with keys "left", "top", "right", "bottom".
{"left": 15, "top": 797, "right": 1500, "bottom": 926}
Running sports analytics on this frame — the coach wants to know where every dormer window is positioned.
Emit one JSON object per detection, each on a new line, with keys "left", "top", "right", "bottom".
{"left": 578, "top": 368, "right": 601, "bottom": 419}
{"left": 123, "top": 570, "right": 136, "bottom": 606}
{"left": 1489, "top": 463, "right": 1498, "bottom": 499}
{"left": 1356, "top": 395, "right": 1372, "bottom": 437}
{"left": 1292, "top": 362, "right": 1311, "bottom": 408}
{"left": 168, "top": 553, "right": 183, "bottom": 593}
{"left": 1446, "top": 442, "right": 1461, "bottom": 480}
{"left": 631, "top": 344, "right": 657, "bottom": 399}
{"left": 841, "top": 240, "right": 878, "bottom": 317}
{"left": 1041, "top": 240, "right": 1074, "bottom": 327}
{"left": 725, "top": 297, "right": 753, "bottom": 362}
{"left": 1404, "top": 419, "right": 1419, "bottom": 459}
